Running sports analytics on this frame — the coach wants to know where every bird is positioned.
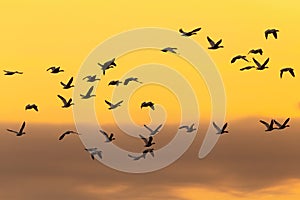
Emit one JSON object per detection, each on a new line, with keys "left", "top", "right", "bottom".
{"left": 179, "top": 123, "right": 197, "bottom": 133}
{"left": 265, "top": 29, "right": 279, "bottom": 39}
{"left": 60, "top": 77, "right": 74, "bottom": 89}
{"left": 105, "top": 100, "right": 123, "bottom": 110}
{"left": 99, "top": 130, "right": 115, "bottom": 142}
{"left": 231, "top": 55, "right": 249, "bottom": 63}
{"left": 85, "top": 148, "right": 102, "bottom": 160}
{"left": 259, "top": 119, "right": 276, "bottom": 131}
{"left": 80, "top": 86, "right": 96, "bottom": 99}
{"left": 212, "top": 122, "right": 228, "bottom": 134}
{"left": 141, "top": 101, "right": 155, "bottom": 110}
{"left": 274, "top": 118, "right": 290, "bottom": 130}
{"left": 248, "top": 48, "right": 263, "bottom": 55}
{"left": 59, "top": 130, "right": 79, "bottom": 140}
{"left": 280, "top": 67, "right": 295, "bottom": 78}
{"left": 47, "top": 66, "right": 64, "bottom": 73}
{"left": 161, "top": 47, "right": 178, "bottom": 54}
{"left": 139, "top": 135, "right": 155, "bottom": 147}
{"left": 108, "top": 80, "right": 122, "bottom": 86}
{"left": 25, "top": 104, "right": 38, "bottom": 112}
{"left": 143, "top": 124, "right": 162, "bottom": 136}
{"left": 179, "top": 27, "right": 201, "bottom": 37}
{"left": 207, "top": 36, "right": 224, "bottom": 49}
{"left": 253, "top": 57, "right": 269, "bottom": 70}
{"left": 240, "top": 66, "right": 255, "bottom": 71}
{"left": 97, "top": 58, "right": 116, "bottom": 75}
{"left": 123, "top": 77, "right": 142, "bottom": 85}
{"left": 3, "top": 70, "right": 23, "bottom": 75}
{"left": 57, "top": 95, "right": 74, "bottom": 108}
{"left": 6, "top": 121, "right": 26, "bottom": 136}
{"left": 83, "top": 75, "right": 100, "bottom": 82}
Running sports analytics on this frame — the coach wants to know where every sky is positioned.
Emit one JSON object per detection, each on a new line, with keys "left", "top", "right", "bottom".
{"left": 0, "top": 0, "right": 300, "bottom": 199}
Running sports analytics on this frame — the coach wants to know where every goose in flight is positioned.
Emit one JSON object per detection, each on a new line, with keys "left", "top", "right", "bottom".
{"left": 59, "top": 130, "right": 80, "bottom": 140}
{"left": 253, "top": 57, "right": 269, "bottom": 70}
{"left": 143, "top": 124, "right": 162, "bottom": 136}
{"left": 3, "top": 70, "right": 23, "bottom": 75}
{"left": 231, "top": 55, "right": 249, "bottom": 63}
{"left": 47, "top": 66, "right": 64, "bottom": 73}
{"left": 139, "top": 135, "right": 155, "bottom": 147}
{"left": 83, "top": 75, "right": 100, "bottom": 82}
{"left": 85, "top": 148, "right": 102, "bottom": 160}
{"left": 274, "top": 118, "right": 290, "bottom": 130}
{"left": 141, "top": 101, "right": 155, "bottom": 110}
{"left": 124, "top": 77, "right": 142, "bottom": 85}
{"left": 6, "top": 121, "right": 26, "bottom": 136}
{"left": 105, "top": 100, "right": 123, "bottom": 110}
{"left": 213, "top": 122, "right": 228, "bottom": 134}
{"left": 97, "top": 58, "right": 116, "bottom": 75}
{"left": 25, "top": 104, "right": 38, "bottom": 112}
{"left": 80, "top": 86, "right": 96, "bottom": 99}
{"left": 179, "top": 123, "right": 197, "bottom": 133}
{"left": 248, "top": 48, "right": 263, "bottom": 55}
{"left": 280, "top": 67, "right": 295, "bottom": 78}
{"left": 179, "top": 27, "right": 201, "bottom": 37}
{"left": 60, "top": 77, "right": 74, "bottom": 89}
{"left": 161, "top": 47, "right": 178, "bottom": 54}
{"left": 108, "top": 80, "right": 122, "bottom": 86}
{"left": 240, "top": 66, "right": 255, "bottom": 71}
{"left": 265, "top": 29, "right": 279, "bottom": 39}
{"left": 207, "top": 36, "right": 224, "bottom": 50}
{"left": 99, "top": 130, "right": 115, "bottom": 142}
{"left": 57, "top": 95, "right": 74, "bottom": 108}
{"left": 259, "top": 119, "right": 276, "bottom": 131}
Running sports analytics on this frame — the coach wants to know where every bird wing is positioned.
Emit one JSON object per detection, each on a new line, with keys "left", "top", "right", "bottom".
{"left": 258, "top": 49, "right": 263, "bottom": 55}
{"left": 259, "top": 120, "right": 270, "bottom": 128}
{"left": 273, "top": 31, "right": 278, "bottom": 39}
{"left": 60, "top": 82, "right": 66, "bottom": 87}
{"left": 212, "top": 122, "right": 221, "bottom": 132}
{"left": 215, "top": 39, "right": 222, "bottom": 46}
{"left": 96, "top": 151, "right": 102, "bottom": 159}
{"left": 262, "top": 58, "right": 270, "bottom": 67}
{"left": 269, "top": 119, "right": 274, "bottom": 128}
{"left": 252, "top": 58, "right": 261, "bottom": 68}
{"left": 115, "top": 100, "right": 123, "bottom": 106}
{"left": 144, "top": 125, "right": 153, "bottom": 133}
{"left": 124, "top": 78, "right": 130, "bottom": 85}
{"left": 289, "top": 69, "right": 295, "bottom": 77}
{"left": 280, "top": 70, "right": 284, "bottom": 78}
{"left": 57, "top": 95, "right": 67, "bottom": 105}
{"left": 149, "top": 150, "right": 155, "bottom": 157}
{"left": 19, "top": 121, "right": 26, "bottom": 133}
{"left": 6, "top": 129, "right": 18, "bottom": 134}
{"left": 179, "top": 28, "right": 185, "bottom": 34}
{"left": 154, "top": 124, "right": 163, "bottom": 132}
{"left": 273, "top": 120, "right": 282, "bottom": 127}
{"left": 47, "top": 67, "right": 55, "bottom": 71}
{"left": 191, "top": 27, "right": 201, "bottom": 33}
{"left": 265, "top": 30, "right": 269, "bottom": 39}
{"left": 231, "top": 56, "right": 237, "bottom": 63}
{"left": 179, "top": 125, "right": 188, "bottom": 130}
{"left": 86, "top": 86, "right": 94, "bottom": 96}
{"left": 139, "top": 134, "right": 148, "bottom": 144}
{"left": 83, "top": 76, "right": 90, "bottom": 80}
{"left": 207, "top": 36, "right": 215, "bottom": 46}
{"left": 59, "top": 133, "right": 66, "bottom": 140}
{"left": 221, "top": 123, "right": 228, "bottom": 132}
{"left": 99, "top": 130, "right": 109, "bottom": 139}
{"left": 67, "top": 98, "right": 73, "bottom": 105}
{"left": 282, "top": 118, "right": 290, "bottom": 126}
{"left": 105, "top": 100, "right": 112, "bottom": 106}
{"left": 150, "top": 105, "right": 155, "bottom": 110}
{"left": 67, "top": 77, "right": 73, "bottom": 86}
{"left": 33, "top": 105, "right": 38, "bottom": 111}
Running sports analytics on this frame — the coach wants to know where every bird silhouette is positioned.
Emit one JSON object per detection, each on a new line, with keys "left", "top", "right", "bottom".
{"left": 265, "top": 29, "right": 279, "bottom": 39}
{"left": 80, "top": 86, "right": 96, "bottom": 99}
{"left": 59, "top": 130, "right": 80, "bottom": 140}
{"left": 139, "top": 135, "right": 155, "bottom": 147}
{"left": 280, "top": 67, "right": 295, "bottom": 78}
{"left": 97, "top": 58, "right": 116, "bottom": 75}
{"left": 108, "top": 80, "right": 122, "bottom": 86}
{"left": 143, "top": 124, "right": 162, "bottom": 136}
{"left": 179, "top": 27, "right": 201, "bottom": 36}
{"left": 3, "top": 70, "right": 23, "bottom": 75}
{"left": 60, "top": 77, "right": 74, "bottom": 89}
{"left": 179, "top": 123, "right": 197, "bottom": 133}
{"left": 57, "top": 95, "right": 74, "bottom": 108}
{"left": 47, "top": 66, "right": 64, "bottom": 73}
{"left": 161, "top": 47, "right": 178, "bottom": 54}
{"left": 248, "top": 48, "right": 263, "bottom": 55}
{"left": 260, "top": 119, "right": 276, "bottom": 131}
{"left": 99, "top": 130, "right": 115, "bottom": 142}
{"left": 105, "top": 100, "right": 123, "bottom": 110}
{"left": 83, "top": 75, "right": 100, "bottom": 82}
{"left": 212, "top": 122, "right": 228, "bottom": 134}
{"left": 124, "top": 77, "right": 142, "bottom": 85}
{"left": 25, "top": 104, "right": 38, "bottom": 112}
{"left": 274, "top": 118, "right": 290, "bottom": 130}
{"left": 207, "top": 36, "right": 224, "bottom": 49}
{"left": 240, "top": 66, "right": 255, "bottom": 71}
{"left": 231, "top": 55, "right": 249, "bottom": 63}
{"left": 141, "top": 101, "right": 155, "bottom": 110}
{"left": 253, "top": 57, "right": 269, "bottom": 70}
{"left": 6, "top": 121, "right": 27, "bottom": 136}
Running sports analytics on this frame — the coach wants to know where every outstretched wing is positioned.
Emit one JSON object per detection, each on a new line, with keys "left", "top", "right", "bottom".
{"left": 57, "top": 95, "right": 67, "bottom": 105}
{"left": 191, "top": 27, "right": 201, "bottom": 33}
{"left": 59, "top": 133, "right": 66, "bottom": 140}
{"left": 124, "top": 78, "right": 130, "bottom": 85}
{"left": 259, "top": 120, "right": 270, "bottom": 128}
{"left": 289, "top": 69, "right": 295, "bottom": 77}
{"left": 179, "top": 126, "right": 188, "bottom": 130}
{"left": 19, "top": 121, "right": 26, "bottom": 133}
{"left": 6, "top": 129, "right": 18, "bottom": 134}
{"left": 215, "top": 39, "right": 222, "bottom": 46}
{"left": 47, "top": 66, "right": 55, "bottom": 71}
{"left": 221, "top": 123, "right": 228, "bottom": 132}
{"left": 207, "top": 36, "right": 215, "bottom": 46}
{"left": 273, "top": 31, "right": 278, "bottom": 39}
{"left": 212, "top": 122, "right": 221, "bottom": 132}
{"left": 86, "top": 86, "right": 94, "bottom": 96}
{"left": 115, "top": 100, "right": 123, "bottom": 106}
{"left": 67, "top": 77, "right": 73, "bottom": 86}
{"left": 144, "top": 124, "right": 153, "bottom": 133}
{"left": 261, "top": 58, "right": 270, "bottom": 67}
{"left": 179, "top": 28, "right": 185, "bottom": 34}
{"left": 105, "top": 100, "right": 112, "bottom": 106}
{"left": 83, "top": 76, "right": 90, "bottom": 80}
{"left": 252, "top": 58, "right": 261, "bottom": 68}
{"left": 282, "top": 118, "right": 290, "bottom": 126}
{"left": 99, "top": 130, "right": 109, "bottom": 139}
{"left": 154, "top": 124, "right": 163, "bottom": 132}
{"left": 139, "top": 134, "right": 148, "bottom": 145}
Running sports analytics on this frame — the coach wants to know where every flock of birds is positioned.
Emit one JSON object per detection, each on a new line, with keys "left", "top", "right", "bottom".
{"left": 2, "top": 26, "right": 294, "bottom": 161}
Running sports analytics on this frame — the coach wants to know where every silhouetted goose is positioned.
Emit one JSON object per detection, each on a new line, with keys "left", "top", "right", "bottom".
{"left": 179, "top": 27, "right": 201, "bottom": 36}
{"left": 280, "top": 67, "right": 295, "bottom": 78}
{"left": 274, "top": 118, "right": 290, "bottom": 130}
{"left": 207, "top": 36, "right": 224, "bottom": 49}
{"left": 6, "top": 121, "right": 26, "bottom": 136}
{"left": 85, "top": 148, "right": 102, "bottom": 160}
{"left": 179, "top": 123, "right": 196, "bottom": 133}
{"left": 47, "top": 66, "right": 64, "bottom": 73}
{"left": 105, "top": 100, "right": 123, "bottom": 110}
{"left": 139, "top": 135, "right": 155, "bottom": 147}
{"left": 25, "top": 104, "right": 38, "bottom": 112}
{"left": 108, "top": 80, "right": 122, "bottom": 86}
{"left": 99, "top": 130, "right": 115, "bottom": 142}
{"left": 231, "top": 55, "right": 249, "bottom": 63}
{"left": 80, "top": 86, "right": 96, "bottom": 99}
{"left": 83, "top": 75, "right": 100, "bottom": 82}
{"left": 60, "top": 77, "right": 74, "bottom": 89}
{"left": 124, "top": 77, "right": 142, "bottom": 85}
{"left": 253, "top": 57, "right": 269, "bottom": 70}
{"left": 3, "top": 70, "right": 23, "bottom": 75}
{"left": 57, "top": 95, "right": 74, "bottom": 108}
{"left": 97, "top": 58, "right": 116, "bottom": 75}
{"left": 265, "top": 29, "right": 279, "bottom": 39}
{"left": 240, "top": 66, "right": 255, "bottom": 71}
{"left": 259, "top": 119, "right": 276, "bottom": 131}
{"left": 141, "top": 101, "right": 155, "bottom": 110}
{"left": 212, "top": 122, "right": 228, "bottom": 134}
{"left": 59, "top": 130, "right": 79, "bottom": 140}
{"left": 144, "top": 124, "right": 162, "bottom": 136}
{"left": 161, "top": 47, "right": 178, "bottom": 54}
{"left": 248, "top": 48, "right": 263, "bottom": 55}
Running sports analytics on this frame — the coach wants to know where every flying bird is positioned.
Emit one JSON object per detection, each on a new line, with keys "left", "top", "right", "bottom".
{"left": 280, "top": 67, "right": 295, "bottom": 78}
{"left": 231, "top": 55, "right": 249, "bottom": 63}
{"left": 85, "top": 148, "right": 102, "bottom": 160}
{"left": 274, "top": 118, "right": 290, "bottom": 130}
{"left": 265, "top": 29, "right": 279, "bottom": 39}
{"left": 259, "top": 119, "right": 276, "bottom": 131}
{"left": 83, "top": 75, "right": 100, "bottom": 82}
{"left": 25, "top": 104, "right": 38, "bottom": 112}
{"left": 124, "top": 77, "right": 142, "bottom": 85}
{"left": 6, "top": 121, "right": 26, "bottom": 136}
{"left": 80, "top": 86, "right": 96, "bottom": 99}
{"left": 108, "top": 80, "right": 122, "bottom": 86}
{"left": 99, "top": 130, "right": 115, "bottom": 142}
{"left": 139, "top": 135, "right": 155, "bottom": 147}
{"left": 212, "top": 122, "right": 228, "bottom": 134}
{"left": 97, "top": 58, "right": 116, "bottom": 75}
{"left": 248, "top": 48, "right": 263, "bottom": 55}
{"left": 141, "top": 101, "right": 155, "bottom": 110}
{"left": 57, "top": 95, "right": 74, "bottom": 108}
{"left": 143, "top": 124, "right": 162, "bottom": 136}
{"left": 3, "top": 70, "right": 23, "bottom": 75}
{"left": 59, "top": 130, "right": 79, "bottom": 140}
{"left": 161, "top": 47, "right": 178, "bottom": 54}
{"left": 179, "top": 123, "right": 197, "bottom": 133}
{"left": 253, "top": 57, "right": 269, "bottom": 70}
{"left": 60, "top": 77, "right": 74, "bottom": 89}
{"left": 207, "top": 36, "right": 224, "bottom": 49}
{"left": 105, "top": 100, "right": 123, "bottom": 110}
{"left": 47, "top": 66, "right": 64, "bottom": 73}
{"left": 240, "top": 66, "right": 255, "bottom": 71}
{"left": 179, "top": 27, "right": 201, "bottom": 37}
